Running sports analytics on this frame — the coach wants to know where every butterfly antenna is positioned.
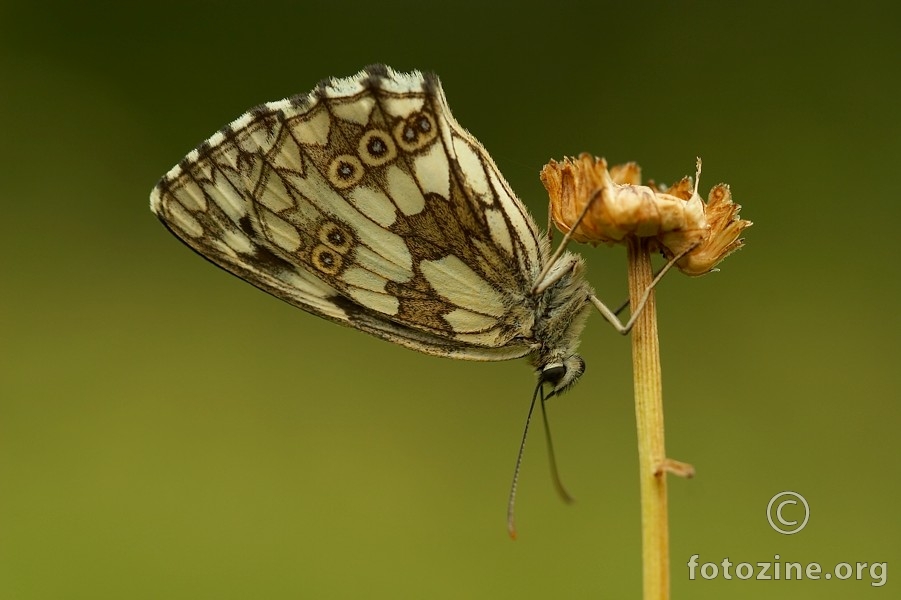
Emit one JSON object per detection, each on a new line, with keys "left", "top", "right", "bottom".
{"left": 540, "top": 387, "right": 574, "bottom": 505}
{"left": 533, "top": 187, "right": 604, "bottom": 295}
{"left": 507, "top": 382, "right": 541, "bottom": 539}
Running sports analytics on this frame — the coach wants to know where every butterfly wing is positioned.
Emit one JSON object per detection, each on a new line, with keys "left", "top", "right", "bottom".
{"left": 151, "top": 65, "right": 545, "bottom": 359}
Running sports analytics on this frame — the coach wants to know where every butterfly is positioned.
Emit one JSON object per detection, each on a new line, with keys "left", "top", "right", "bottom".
{"left": 149, "top": 65, "right": 656, "bottom": 536}
{"left": 149, "top": 64, "right": 600, "bottom": 392}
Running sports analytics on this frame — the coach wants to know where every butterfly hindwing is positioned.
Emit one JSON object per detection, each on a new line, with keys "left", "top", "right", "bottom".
{"left": 150, "top": 113, "right": 354, "bottom": 328}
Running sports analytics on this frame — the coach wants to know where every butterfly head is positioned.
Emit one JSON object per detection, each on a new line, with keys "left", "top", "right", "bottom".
{"left": 538, "top": 355, "right": 585, "bottom": 398}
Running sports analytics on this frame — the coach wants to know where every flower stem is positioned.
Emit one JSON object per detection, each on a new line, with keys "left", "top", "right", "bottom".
{"left": 627, "top": 236, "right": 669, "bottom": 600}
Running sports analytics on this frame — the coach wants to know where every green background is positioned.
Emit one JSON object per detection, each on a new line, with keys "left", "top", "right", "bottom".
{"left": 2, "top": 1, "right": 898, "bottom": 598}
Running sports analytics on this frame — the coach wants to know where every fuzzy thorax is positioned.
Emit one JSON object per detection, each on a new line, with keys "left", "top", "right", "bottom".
{"left": 530, "top": 251, "right": 593, "bottom": 394}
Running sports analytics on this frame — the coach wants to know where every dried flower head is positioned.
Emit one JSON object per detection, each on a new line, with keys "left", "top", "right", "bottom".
{"left": 541, "top": 154, "right": 751, "bottom": 275}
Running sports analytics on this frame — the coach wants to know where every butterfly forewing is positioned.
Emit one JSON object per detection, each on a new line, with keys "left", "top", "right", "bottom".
{"left": 151, "top": 65, "right": 550, "bottom": 359}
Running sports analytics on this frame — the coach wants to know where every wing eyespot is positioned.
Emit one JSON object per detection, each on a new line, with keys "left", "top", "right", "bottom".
{"left": 393, "top": 111, "right": 438, "bottom": 152}
{"left": 311, "top": 245, "right": 344, "bottom": 275}
{"left": 358, "top": 129, "right": 397, "bottom": 166}
{"left": 318, "top": 220, "right": 355, "bottom": 254}
{"left": 327, "top": 154, "right": 365, "bottom": 189}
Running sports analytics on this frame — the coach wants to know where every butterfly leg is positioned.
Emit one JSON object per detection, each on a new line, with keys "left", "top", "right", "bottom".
{"left": 610, "top": 258, "right": 687, "bottom": 317}
{"left": 532, "top": 188, "right": 604, "bottom": 296}
{"left": 588, "top": 247, "right": 690, "bottom": 335}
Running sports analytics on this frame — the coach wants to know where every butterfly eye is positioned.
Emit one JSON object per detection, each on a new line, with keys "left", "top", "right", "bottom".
{"left": 327, "top": 154, "right": 364, "bottom": 189}
{"left": 539, "top": 356, "right": 585, "bottom": 395}
{"left": 539, "top": 364, "right": 567, "bottom": 386}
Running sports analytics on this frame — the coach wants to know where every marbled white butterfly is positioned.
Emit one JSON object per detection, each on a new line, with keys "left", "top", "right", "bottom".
{"left": 150, "top": 65, "right": 659, "bottom": 535}
{"left": 149, "top": 65, "right": 603, "bottom": 393}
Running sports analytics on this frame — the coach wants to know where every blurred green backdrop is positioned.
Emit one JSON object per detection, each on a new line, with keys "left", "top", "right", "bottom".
{"left": 1, "top": 1, "right": 898, "bottom": 598}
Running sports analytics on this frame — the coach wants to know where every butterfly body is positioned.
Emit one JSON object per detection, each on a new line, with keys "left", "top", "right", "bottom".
{"left": 151, "top": 65, "right": 593, "bottom": 392}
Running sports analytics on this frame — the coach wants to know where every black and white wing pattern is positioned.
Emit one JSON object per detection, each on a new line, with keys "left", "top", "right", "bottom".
{"left": 151, "top": 65, "right": 592, "bottom": 378}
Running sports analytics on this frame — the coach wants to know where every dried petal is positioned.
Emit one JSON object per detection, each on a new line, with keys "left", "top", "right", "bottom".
{"left": 609, "top": 161, "right": 642, "bottom": 185}
{"left": 668, "top": 183, "right": 752, "bottom": 275}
